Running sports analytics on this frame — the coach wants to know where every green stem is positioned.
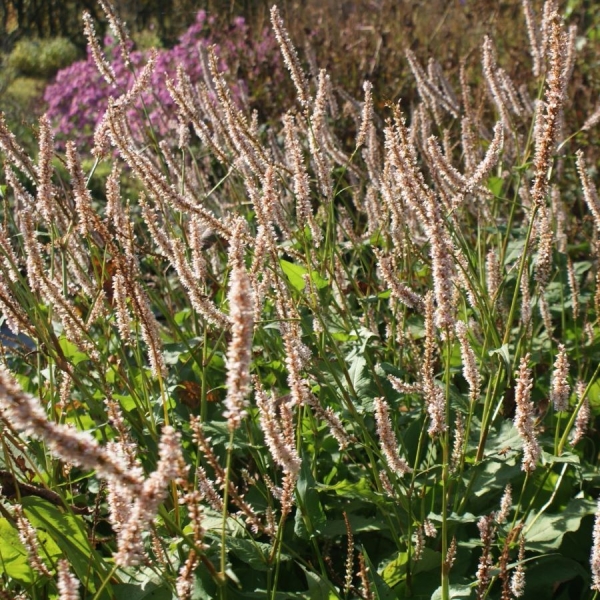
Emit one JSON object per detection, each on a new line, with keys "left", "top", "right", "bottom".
{"left": 557, "top": 362, "right": 600, "bottom": 455}
{"left": 219, "top": 429, "right": 236, "bottom": 594}
{"left": 440, "top": 328, "right": 452, "bottom": 600}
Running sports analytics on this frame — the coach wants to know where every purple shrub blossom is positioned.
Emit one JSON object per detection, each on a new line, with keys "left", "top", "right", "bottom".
{"left": 44, "top": 11, "right": 283, "bottom": 151}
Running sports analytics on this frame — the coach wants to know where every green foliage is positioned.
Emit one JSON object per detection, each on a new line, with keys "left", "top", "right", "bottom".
{"left": 7, "top": 37, "right": 79, "bottom": 77}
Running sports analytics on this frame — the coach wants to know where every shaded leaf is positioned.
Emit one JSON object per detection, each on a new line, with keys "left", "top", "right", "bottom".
{"left": 295, "top": 457, "right": 326, "bottom": 540}
{"left": 227, "top": 538, "right": 289, "bottom": 571}
{"left": 113, "top": 582, "right": 173, "bottom": 600}
{"left": 525, "top": 498, "right": 596, "bottom": 551}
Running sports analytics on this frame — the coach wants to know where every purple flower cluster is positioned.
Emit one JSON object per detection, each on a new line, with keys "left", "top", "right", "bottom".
{"left": 44, "top": 11, "right": 282, "bottom": 151}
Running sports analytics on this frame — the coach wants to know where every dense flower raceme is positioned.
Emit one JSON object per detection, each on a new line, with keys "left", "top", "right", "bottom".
{"left": 44, "top": 11, "right": 283, "bottom": 151}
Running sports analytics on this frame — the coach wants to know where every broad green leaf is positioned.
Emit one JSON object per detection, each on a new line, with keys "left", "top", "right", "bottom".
{"left": 321, "top": 514, "right": 387, "bottom": 537}
{"left": 227, "top": 538, "right": 289, "bottom": 571}
{"left": 0, "top": 518, "right": 34, "bottom": 584}
{"left": 380, "top": 551, "right": 408, "bottom": 588}
{"left": 279, "top": 259, "right": 328, "bottom": 292}
{"left": 114, "top": 393, "right": 137, "bottom": 412}
{"left": 300, "top": 565, "right": 339, "bottom": 600}
{"left": 317, "top": 478, "right": 380, "bottom": 503}
{"left": 347, "top": 354, "right": 369, "bottom": 397}
{"left": 380, "top": 547, "right": 441, "bottom": 589}
{"left": 525, "top": 497, "right": 596, "bottom": 550}
{"left": 487, "top": 175, "right": 504, "bottom": 197}
{"left": 280, "top": 258, "right": 307, "bottom": 291}
{"left": 471, "top": 457, "right": 522, "bottom": 500}
{"left": 586, "top": 379, "right": 600, "bottom": 409}
{"left": 524, "top": 555, "right": 589, "bottom": 596}
{"left": 543, "top": 450, "right": 580, "bottom": 465}
{"left": 174, "top": 308, "right": 191, "bottom": 325}
{"left": 59, "top": 335, "right": 89, "bottom": 365}
{"left": 431, "top": 584, "right": 474, "bottom": 599}
{"left": 113, "top": 582, "right": 173, "bottom": 600}
{"left": 22, "top": 497, "right": 110, "bottom": 594}
{"left": 428, "top": 512, "right": 479, "bottom": 524}
{"left": 163, "top": 342, "right": 189, "bottom": 365}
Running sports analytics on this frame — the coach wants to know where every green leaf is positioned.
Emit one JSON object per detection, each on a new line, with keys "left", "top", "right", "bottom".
{"left": 299, "top": 565, "right": 340, "bottom": 600}
{"left": 163, "top": 342, "right": 188, "bottom": 365}
{"left": 317, "top": 478, "right": 380, "bottom": 503}
{"left": 0, "top": 518, "right": 34, "bottom": 584}
{"left": 524, "top": 555, "right": 589, "bottom": 596}
{"left": 59, "top": 335, "right": 89, "bottom": 365}
{"left": 320, "top": 514, "right": 387, "bottom": 537}
{"left": 22, "top": 497, "right": 110, "bottom": 594}
{"left": 174, "top": 308, "right": 191, "bottom": 325}
{"left": 380, "top": 551, "right": 408, "bottom": 588}
{"left": 487, "top": 175, "right": 504, "bottom": 197}
{"left": 295, "top": 457, "right": 326, "bottom": 540}
{"left": 280, "top": 260, "right": 328, "bottom": 292}
{"left": 343, "top": 351, "right": 377, "bottom": 410}
{"left": 227, "top": 538, "right": 288, "bottom": 571}
{"left": 114, "top": 393, "right": 137, "bottom": 412}
{"left": 113, "top": 582, "right": 173, "bottom": 600}
{"left": 280, "top": 259, "right": 307, "bottom": 291}
{"left": 543, "top": 450, "right": 581, "bottom": 465}
{"left": 524, "top": 497, "right": 596, "bottom": 551}
{"left": 431, "top": 584, "right": 474, "bottom": 599}
{"left": 381, "top": 547, "right": 441, "bottom": 588}
{"left": 348, "top": 354, "right": 369, "bottom": 397}
{"left": 488, "top": 344, "right": 511, "bottom": 371}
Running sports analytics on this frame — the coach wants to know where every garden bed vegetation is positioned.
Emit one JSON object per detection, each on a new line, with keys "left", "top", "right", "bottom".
{"left": 1, "top": 1, "right": 600, "bottom": 599}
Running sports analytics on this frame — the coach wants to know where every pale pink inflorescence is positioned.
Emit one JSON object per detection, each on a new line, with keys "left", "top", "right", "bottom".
{"left": 475, "top": 514, "right": 496, "bottom": 599}
{"left": 270, "top": 5, "right": 310, "bottom": 107}
{"left": 113, "top": 425, "right": 186, "bottom": 566}
{"left": 256, "top": 382, "right": 301, "bottom": 477}
{"left": 510, "top": 533, "right": 527, "bottom": 597}
{"left": 550, "top": 344, "right": 570, "bottom": 412}
{"left": 57, "top": 559, "right": 81, "bottom": 600}
{"left": 455, "top": 321, "right": 481, "bottom": 405}
{"left": 13, "top": 505, "right": 51, "bottom": 577}
{"left": 496, "top": 484, "right": 512, "bottom": 525}
{"left": 451, "top": 412, "right": 465, "bottom": 473}
{"left": 423, "top": 519, "right": 437, "bottom": 538}
{"left": 356, "top": 80, "right": 374, "bottom": 148}
{"left": 373, "top": 397, "right": 412, "bottom": 478}
{"left": 529, "top": 9, "right": 568, "bottom": 210}
{"left": 82, "top": 11, "right": 116, "bottom": 86}
{"left": 513, "top": 354, "right": 540, "bottom": 474}
{"left": 421, "top": 292, "right": 447, "bottom": 437}
{"left": 572, "top": 380, "right": 591, "bottom": 446}
{"left": 223, "top": 219, "right": 255, "bottom": 431}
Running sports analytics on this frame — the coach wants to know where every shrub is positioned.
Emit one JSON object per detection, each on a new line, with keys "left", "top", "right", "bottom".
{"left": 7, "top": 37, "right": 79, "bottom": 78}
